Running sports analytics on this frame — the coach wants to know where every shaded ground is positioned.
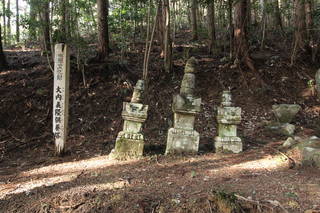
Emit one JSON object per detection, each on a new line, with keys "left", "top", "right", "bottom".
{"left": 0, "top": 37, "right": 320, "bottom": 212}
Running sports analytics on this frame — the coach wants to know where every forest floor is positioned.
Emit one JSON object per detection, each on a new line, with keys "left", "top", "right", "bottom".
{"left": 1, "top": 34, "right": 320, "bottom": 212}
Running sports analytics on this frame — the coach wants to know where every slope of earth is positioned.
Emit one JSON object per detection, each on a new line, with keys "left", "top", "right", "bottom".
{"left": 0, "top": 39, "right": 320, "bottom": 212}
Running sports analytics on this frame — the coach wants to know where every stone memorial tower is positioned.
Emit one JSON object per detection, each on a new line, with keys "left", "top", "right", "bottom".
{"left": 215, "top": 91, "right": 242, "bottom": 153}
{"left": 166, "top": 57, "right": 201, "bottom": 154}
{"left": 110, "top": 80, "right": 148, "bottom": 160}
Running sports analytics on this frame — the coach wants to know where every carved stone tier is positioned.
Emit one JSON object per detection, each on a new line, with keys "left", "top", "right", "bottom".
{"left": 110, "top": 80, "right": 148, "bottom": 160}
{"left": 214, "top": 91, "right": 243, "bottom": 154}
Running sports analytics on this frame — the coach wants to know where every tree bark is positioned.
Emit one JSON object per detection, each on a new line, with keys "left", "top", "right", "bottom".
{"left": 305, "top": 0, "right": 313, "bottom": 39}
{"left": 6, "top": 0, "right": 10, "bottom": 45}
{"left": 2, "top": 0, "right": 6, "bottom": 46}
{"left": 234, "top": 0, "right": 255, "bottom": 72}
{"left": 190, "top": 0, "right": 198, "bottom": 40}
{"left": 29, "top": 0, "right": 37, "bottom": 41}
{"left": 40, "top": 1, "right": 50, "bottom": 53}
{"left": 207, "top": 0, "right": 216, "bottom": 54}
{"left": 0, "top": 25, "right": 7, "bottom": 70}
{"left": 15, "top": 0, "right": 19, "bottom": 43}
{"left": 294, "top": 0, "right": 307, "bottom": 51}
{"left": 163, "top": 0, "right": 172, "bottom": 72}
{"left": 291, "top": 0, "right": 307, "bottom": 65}
{"left": 157, "top": 0, "right": 164, "bottom": 54}
{"left": 273, "top": 0, "right": 283, "bottom": 32}
{"left": 97, "top": 0, "right": 109, "bottom": 61}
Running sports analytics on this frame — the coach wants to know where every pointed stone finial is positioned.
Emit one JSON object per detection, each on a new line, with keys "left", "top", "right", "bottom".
{"left": 131, "top": 80, "right": 145, "bottom": 103}
{"left": 180, "top": 58, "right": 197, "bottom": 96}
{"left": 184, "top": 57, "right": 197, "bottom": 73}
{"left": 221, "top": 90, "right": 232, "bottom": 107}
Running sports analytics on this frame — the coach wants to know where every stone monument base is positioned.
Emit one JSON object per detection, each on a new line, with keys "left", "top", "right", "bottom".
{"left": 110, "top": 137, "right": 144, "bottom": 160}
{"left": 215, "top": 136, "right": 242, "bottom": 154}
{"left": 166, "top": 128, "right": 199, "bottom": 154}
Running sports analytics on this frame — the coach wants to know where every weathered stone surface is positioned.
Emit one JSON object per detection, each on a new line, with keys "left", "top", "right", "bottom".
{"left": 266, "top": 122, "right": 296, "bottom": 136}
{"left": 282, "top": 137, "right": 297, "bottom": 148}
{"left": 284, "top": 137, "right": 320, "bottom": 168}
{"left": 272, "top": 104, "right": 301, "bottom": 123}
{"left": 166, "top": 128, "right": 199, "bottom": 154}
{"left": 214, "top": 91, "right": 243, "bottom": 154}
{"left": 215, "top": 136, "right": 242, "bottom": 154}
{"left": 166, "top": 57, "right": 201, "bottom": 155}
{"left": 110, "top": 80, "right": 148, "bottom": 160}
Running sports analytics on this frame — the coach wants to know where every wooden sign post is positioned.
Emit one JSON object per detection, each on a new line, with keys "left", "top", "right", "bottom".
{"left": 53, "top": 44, "right": 70, "bottom": 155}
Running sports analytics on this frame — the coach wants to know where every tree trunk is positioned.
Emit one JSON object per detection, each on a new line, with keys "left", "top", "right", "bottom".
{"left": 163, "top": 0, "right": 172, "bottom": 72}
{"left": 273, "top": 0, "right": 283, "bottom": 32}
{"left": 29, "top": 0, "right": 37, "bottom": 41}
{"left": 290, "top": 0, "right": 307, "bottom": 65}
{"left": 157, "top": 0, "right": 164, "bottom": 55}
{"left": 40, "top": 1, "right": 50, "bottom": 53}
{"left": 294, "top": 0, "right": 307, "bottom": 51}
{"left": 59, "top": 0, "right": 67, "bottom": 42}
{"left": 0, "top": 25, "right": 7, "bottom": 70}
{"left": 228, "top": 0, "right": 233, "bottom": 58}
{"left": 97, "top": 0, "right": 109, "bottom": 61}
{"left": 2, "top": 0, "right": 6, "bottom": 46}
{"left": 207, "top": 0, "right": 216, "bottom": 54}
{"left": 234, "top": 0, "right": 255, "bottom": 72}
{"left": 190, "top": 0, "right": 198, "bottom": 40}
{"left": 305, "top": 0, "right": 313, "bottom": 39}
{"left": 15, "top": 0, "right": 19, "bottom": 43}
{"left": 6, "top": 0, "right": 10, "bottom": 45}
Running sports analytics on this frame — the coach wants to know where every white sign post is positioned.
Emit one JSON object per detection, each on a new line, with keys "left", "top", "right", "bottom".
{"left": 53, "top": 44, "right": 70, "bottom": 155}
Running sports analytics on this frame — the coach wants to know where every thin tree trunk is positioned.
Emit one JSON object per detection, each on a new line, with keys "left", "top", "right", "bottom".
{"left": 15, "top": 0, "right": 19, "bottom": 43}
{"left": 190, "top": 0, "right": 198, "bottom": 40}
{"left": 234, "top": 0, "right": 255, "bottom": 72}
{"left": 0, "top": 25, "right": 7, "bottom": 70}
{"left": 6, "top": 0, "right": 10, "bottom": 45}
{"left": 228, "top": 0, "right": 233, "bottom": 58}
{"left": 97, "top": 0, "right": 109, "bottom": 61}
{"left": 2, "top": 0, "right": 6, "bottom": 46}
{"left": 29, "top": 0, "right": 37, "bottom": 41}
{"left": 163, "top": 0, "right": 172, "bottom": 72}
{"left": 207, "top": 0, "right": 216, "bottom": 54}
{"left": 60, "top": 0, "right": 67, "bottom": 42}
{"left": 291, "top": 0, "right": 307, "bottom": 65}
{"left": 305, "top": 0, "right": 313, "bottom": 39}
{"left": 40, "top": 1, "right": 50, "bottom": 53}
{"left": 157, "top": 0, "right": 164, "bottom": 55}
{"left": 273, "top": 0, "right": 284, "bottom": 32}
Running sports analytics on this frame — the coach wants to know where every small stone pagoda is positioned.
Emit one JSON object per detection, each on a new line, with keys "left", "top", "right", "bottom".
{"left": 215, "top": 91, "right": 242, "bottom": 153}
{"left": 110, "top": 80, "right": 148, "bottom": 160}
{"left": 166, "top": 57, "right": 201, "bottom": 154}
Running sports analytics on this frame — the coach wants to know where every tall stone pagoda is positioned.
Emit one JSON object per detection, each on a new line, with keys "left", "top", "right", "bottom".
{"left": 110, "top": 80, "right": 148, "bottom": 160}
{"left": 166, "top": 57, "right": 201, "bottom": 154}
{"left": 215, "top": 90, "right": 242, "bottom": 153}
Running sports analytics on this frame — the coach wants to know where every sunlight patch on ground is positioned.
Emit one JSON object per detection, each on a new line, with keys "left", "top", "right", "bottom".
{"left": 21, "top": 155, "right": 138, "bottom": 177}
{"left": 0, "top": 174, "right": 78, "bottom": 199}
{"left": 209, "top": 155, "right": 286, "bottom": 174}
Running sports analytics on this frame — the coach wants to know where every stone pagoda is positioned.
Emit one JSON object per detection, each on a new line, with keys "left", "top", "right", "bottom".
{"left": 166, "top": 57, "right": 201, "bottom": 154}
{"left": 214, "top": 90, "right": 242, "bottom": 153}
{"left": 110, "top": 80, "right": 148, "bottom": 160}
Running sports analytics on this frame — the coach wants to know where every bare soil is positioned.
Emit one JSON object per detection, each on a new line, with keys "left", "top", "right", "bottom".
{"left": 0, "top": 38, "right": 320, "bottom": 212}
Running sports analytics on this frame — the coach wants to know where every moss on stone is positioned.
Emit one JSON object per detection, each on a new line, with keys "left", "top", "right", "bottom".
{"left": 113, "top": 138, "right": 144, "bottom": 160}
